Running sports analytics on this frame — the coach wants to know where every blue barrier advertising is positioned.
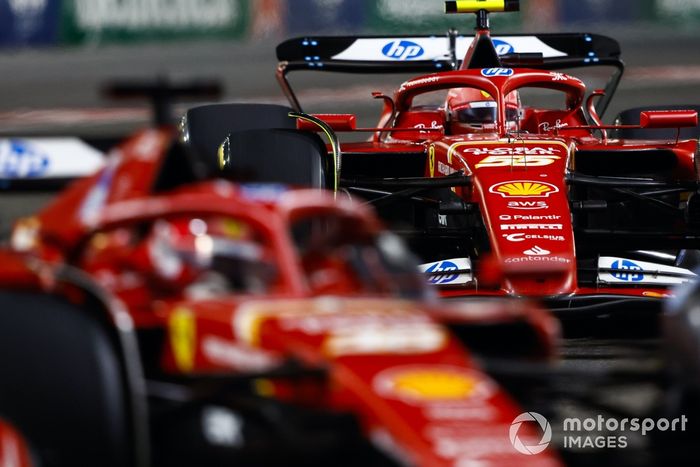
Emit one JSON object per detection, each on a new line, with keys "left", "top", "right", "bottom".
{"left": 285, "top": 0, "right": 365, "bottom": 34}
{"left": 0, "top": 0, "right": 61, "bottom": 46}
{"left": 560, "top": 0, "right": 644, "bottom": 24}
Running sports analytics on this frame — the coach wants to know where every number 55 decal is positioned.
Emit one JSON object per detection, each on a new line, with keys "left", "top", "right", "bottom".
{"left": 475, "top": 155, "right": 560, "bottom": 168}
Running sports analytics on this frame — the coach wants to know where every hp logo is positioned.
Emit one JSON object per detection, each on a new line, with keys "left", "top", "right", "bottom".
{"left": 382, "top": 40, "right": 424, "bottom": 60}
{"left": 425, "top": 261, "right": 459, "bottom": 284}
{"left": 481, "top": 67, "right": 514, "bottom": 77}
{"left": 611, "top": 259, "right": 644, "bottom": 282}
{"left": 493, "top": 39, "right": 514, "bottom": 56}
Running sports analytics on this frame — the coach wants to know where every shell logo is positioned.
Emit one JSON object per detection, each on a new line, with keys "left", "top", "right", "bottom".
{"left": 489, "top": 180, "right": 559, "bottom": 198}
{"left": 373, "top": 365, "right": 494, "bottom": 404}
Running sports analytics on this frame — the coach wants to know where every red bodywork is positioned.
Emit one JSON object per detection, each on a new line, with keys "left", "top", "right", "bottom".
{"left": 3, "top": 128, "right": 561, "bottom": 466}
{"left": 325, "top": 67, "right": 699, "bottom": 301}
{"left": 0, "top": 419, "right": 33, "bottom": 467}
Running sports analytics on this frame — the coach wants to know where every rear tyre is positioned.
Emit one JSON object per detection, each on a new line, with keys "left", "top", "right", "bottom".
{"left": 0, "top": 292, "right": 133, "bottom": 467}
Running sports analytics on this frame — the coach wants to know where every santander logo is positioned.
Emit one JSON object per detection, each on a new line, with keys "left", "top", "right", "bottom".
{"left": 524, "top": 245, "right": 550, "bottom": 256}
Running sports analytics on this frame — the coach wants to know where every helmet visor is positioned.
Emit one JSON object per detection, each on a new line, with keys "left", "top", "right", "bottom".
{"left": 454, "top": 101, "right": 497, "bottom": 125}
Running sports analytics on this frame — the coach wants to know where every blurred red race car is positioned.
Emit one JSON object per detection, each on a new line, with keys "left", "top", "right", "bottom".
{"left": 0, "top": 121, "right": 559, "bottom": 467}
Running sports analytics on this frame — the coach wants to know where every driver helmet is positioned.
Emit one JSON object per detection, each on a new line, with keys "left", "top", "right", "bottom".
{"left": 143, "top": 216, "right": 269, "bottom": 296}
{"left": 446, "top": 87, "right": 521, "bottom": 132}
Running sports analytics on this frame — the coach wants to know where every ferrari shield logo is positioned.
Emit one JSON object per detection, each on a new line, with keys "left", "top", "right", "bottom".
{"left": 169, "top": 307, "right": 197, "bottom": 372}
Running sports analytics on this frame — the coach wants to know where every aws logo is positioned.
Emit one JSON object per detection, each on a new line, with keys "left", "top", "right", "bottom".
{"left": 490, "top": 180, "right": 559, "bottom": 198}
{"left": 382, "top": 40, "right": 424, "bottom": 60}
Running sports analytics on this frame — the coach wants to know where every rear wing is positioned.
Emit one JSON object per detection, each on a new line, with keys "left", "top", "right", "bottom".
{"left": 0, "top": 137, "right": 105, "bottom": 190}
{"left": 276, "top": 33, "right": 623, "bottom": 115}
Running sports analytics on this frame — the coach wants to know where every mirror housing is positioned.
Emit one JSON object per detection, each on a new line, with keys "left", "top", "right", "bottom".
{"left": 640, "top": 110, "right": 698, "bottom": 129}
{"left": 296, "top": 114, "right": 356, "bottom": 132}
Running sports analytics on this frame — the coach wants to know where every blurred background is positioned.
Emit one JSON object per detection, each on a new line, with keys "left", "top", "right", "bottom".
{"left": 0, "top": 0, "right": 699, "bottom": 131}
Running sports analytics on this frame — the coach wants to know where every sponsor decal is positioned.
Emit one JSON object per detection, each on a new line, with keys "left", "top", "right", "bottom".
{"left": 8, "top": 0, "right": 48, "bottom": 40}
{"left": 464, "top": 146, "right": 559, "bottom": 157}
{"left": 598, "top": 256, "right": 697, "bottom": 285}
{"left": 524, "top": 245, "right": 550, "bottom": 256}
{"left": 610, "top": 259, "right": 644, "bottom": 282}
{"left": 331, "top": 36, "right": 567, "bottom": 62}
{"left": 437, "top": 161, "right": 455, "bottom": 176}
{"left": 169, "top": 307, "right": 196, "bottom": 372}
{"left": 374, "top": 365, "right": 494, "bottom": 404}
{"left": 324, "top": 323, "right": 446, "bottom": 357}
{"left": 0, "top": 139, "right": 49, "bottom": 178}
{"left": 476, "top": 154, "right": 560, "bottom": 168}
{"left": 424, "top": 405, "right": 498, "bottom": 422}
{"left": 508, "top": 201, "right": 549, "bottom": 210}
{"left": 399, "top": 75, "right": 440, "bottom": 91}
{"left": 478, "top": 154, "right": 559, "bottom": 168}
{"left": 1, "top": 137, "right": 103, "bottom": 180}
{"left": 490, "top": 180, "right": 559, "bottom": 198}
{"left": 499, "top": 214, "right": 560, "bottom": 221}
{"left": 538, "top": 120, "right": 568, "bottom": 132}
{"left": 447, "top": 140, "right": 568, "bottom": 164}
{"left": 501, "top": 224, "right": 562, "bottom": 231}
{"left": 382, "top": 40, "right": 424, "bottom": 60}
{"left": 72, "top": 0, "right": 240, "bottom": 30}
{"left": 239, "top": 183, "right": 288, "bottom": 201}
{"left": 481, "top": 67, "right": 514, "bottom": 77}
{"left": 425, "top": 260, "right": 458, "bottom": 284}
{"left": 278, "top": 308, "right": 429, "bottom": 336}
{"left": 235, "top": 300, "right": 428, "bottom": 346}
{"left": 493, "top": 38, "right": 514, "bottom": 55}
{"left": 414, "top": 120, "right": 441, "bottom": 133}
{"left": 503, "top": 233, "right": 565, "bottom": 242}
{"left": 9, "top": 0, "right": 47, "bottom": 16}
{"left": 201, "top": 336, "right": 279, "bottom": 372}
{"left": 419, "top": 258, "right": 472, "bottom": 286}
{"left": 504, "top": 256, "right": 571, "bottom": 264}
{"left": 550, "top": 72, "right": 568, "bottom": 81}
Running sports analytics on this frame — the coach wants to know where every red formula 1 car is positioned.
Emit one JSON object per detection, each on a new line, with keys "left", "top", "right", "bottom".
{"left": 0, "top": 122, "right": 560, "bottom": 466}
{"left": 245, "top": 0, "right": 700, "bottom": 323}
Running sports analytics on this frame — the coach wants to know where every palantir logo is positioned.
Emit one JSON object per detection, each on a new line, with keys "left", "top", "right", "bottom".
{"left": 510, "top": 412, "right": 552, "bottom": 455}
{"left": 382, "top": 40, "right": 424, "bottom": 60}
{"left": 425, "top": 260, "right": 458, "bottom": 284}
{"left": 611, "top": 259, "right": 644, "bottom": 282}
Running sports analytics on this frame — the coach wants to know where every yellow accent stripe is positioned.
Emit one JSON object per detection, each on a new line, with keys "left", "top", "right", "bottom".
{"left": 428, "top": 145, "right": 436, "bottom": 177}
{"left": 294, "top": 115, "right": 339, "bottom": 193}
